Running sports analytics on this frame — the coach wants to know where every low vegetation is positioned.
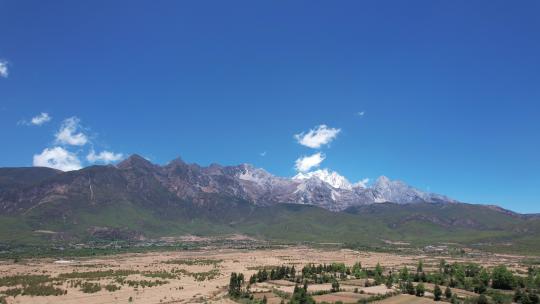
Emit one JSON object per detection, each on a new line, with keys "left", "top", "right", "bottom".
{"left": 163, "top": 258, "right": 222, "bottom": 266}
{"left": 80, "top": 282, "right": 102, "bottom": 293}
{"left": 114, "top": 277, "right": 169, "bottom": 288}
{"left": 228, "top": 259, "right": 540, "bottom": 304}
{"left": 58, "top": 269, "right": 140, "bottom": 279}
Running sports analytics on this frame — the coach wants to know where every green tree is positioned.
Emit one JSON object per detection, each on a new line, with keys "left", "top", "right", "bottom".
{"left": 454, "top": 264, "right": 466, "bottom": 286}
{"left": 385, "top": 275, "right": 394, "bottom": 289}
{"left": 492, "top": 265, "right": 514, "bottom": 290}
{"left": 445, "top": 286, "right": 452, "bottom": 299}
{"left": 478, "top": 269, "right": 490, "bottom": 286}
{"left": 352, "top": 262, "right": 364, "bottom": 279}
{"left": 433, "top": 284, "right": 442, "bottom": 301}
{"left": 375, "top": 263, "right": 384, "bottom": 276}
{"left": 399, "top": 267, "right": 409, "bottom": 282}
{"left": 228, "top": 272, "right": 244, "bottom": 298}
{"left": 514, "top": 288, "right": 523, "bottom": 303}
{"left": 477, "top": 294, "right": 488, "bottom": 304}
{"left": 331, "top": 280, "right": 340, "bottom": 292}
{"left": 529, "top": 293, "right": 539, "bottom": 304}
{"left": 289, "top": 284, "right": 314, "bottom": 304}
{"left": 417, "top": 260, "right": 424, "bottom": 273}
{"left": 415, "top": 283, "right": 425, "bottom": 297}
{"left": 439, "top": 259, "right": 446, "bottom": 273}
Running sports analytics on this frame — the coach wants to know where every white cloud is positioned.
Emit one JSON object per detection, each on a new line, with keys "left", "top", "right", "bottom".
{"left": 55, "top": 117, "right": 88, "bottom": 146}
{"left": 294, "top": 124, "right": 341, "bottom": 149}
{"left": 30, "top": 112, "right": 52, "bottom": 126}
{"left": 295, "top": 152, "right": 325, "bottom": 172}
{"left": 33, "top": 147, "right": 82, "bottom": 171}
{"left": 260, "top": 151, "right": 267, "bottom": 157}
{"left": 353, "top": 178, "right": 370, "bottom": 188}
{"left": 87, "top": 150, "right": 124, "bottom": 164}
{"left": 0, "top": 60, "right": 8, "bottom": 78}
{"left": 357, "top": 111, "right": 365, "bottom": 116}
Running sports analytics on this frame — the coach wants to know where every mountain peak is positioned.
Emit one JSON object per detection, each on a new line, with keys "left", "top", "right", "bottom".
{"left": 293, "top": 169, "right": 352, "bottom": 190}
{"left": 167, "top": 157, "right": 187, "bottom": 167}
{"left": 238, "top": 163, "right": 255, "bottom": 170}
{"left": 117, "top": 154, "right": 154, "bottom": 170}
{"left": 375, "top": 175, "right": 391, "bottom": 185}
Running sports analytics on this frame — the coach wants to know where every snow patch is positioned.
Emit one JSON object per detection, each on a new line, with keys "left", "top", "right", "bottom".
{"left": 293, "top": 169, "right": 353, "bottom": 190}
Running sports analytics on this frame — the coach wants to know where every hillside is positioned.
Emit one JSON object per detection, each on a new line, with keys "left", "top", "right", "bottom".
{"left": 0, "top": 156, "right": 539, "bottom": 254}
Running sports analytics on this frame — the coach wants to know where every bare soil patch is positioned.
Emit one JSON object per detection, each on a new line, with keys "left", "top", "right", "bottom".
{"left": 313, "top": 291, "right": 369, "bottom": 303}
{"left": 0, "top": 245, "right": 532, "bottom": 304}
{"left": 372, "top": 294, "right": 435, "bottom": 304}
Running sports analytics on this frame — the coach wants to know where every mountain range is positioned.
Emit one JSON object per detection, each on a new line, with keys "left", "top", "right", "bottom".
{"left": 1, "top": 154, "right": 456, "bottom": 214}
{"left": 0, "top": 154, "right": 539, "bottom": 254}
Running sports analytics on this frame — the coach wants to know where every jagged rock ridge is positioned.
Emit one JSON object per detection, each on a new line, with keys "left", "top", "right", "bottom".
{"left": 1, "top": 155, "right": 459, "bottom": 214}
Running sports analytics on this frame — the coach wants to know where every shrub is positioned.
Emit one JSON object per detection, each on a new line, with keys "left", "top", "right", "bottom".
{"left": 492, "top": 266, "right": 514, "bottom": 290}
{"left": 81, "top": 282, "right": 101, "bottom": 293}
{"left": 433, "top": 284, "right": 442, "bottom": 301}
{"left": 415, "top": 283, "right": 425, "bottom": 297}
{"left": 445, "top": 286, "right": 452, "bottom": 299}
{"left": 105, "top": 284, "right": 121, "bottom": 292}
{"left": 477, "top": 294, "right": 488, "bottom": 304}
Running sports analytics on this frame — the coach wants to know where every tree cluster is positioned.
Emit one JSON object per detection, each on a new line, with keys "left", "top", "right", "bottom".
{"left": 228, "top": 272, "right": 245, "bottom": 298}
{"left": 249, "top": 265, "right": 296, "bottom": 284}
{"left": 289, "top": 283, "right": 315, "bottom": 304}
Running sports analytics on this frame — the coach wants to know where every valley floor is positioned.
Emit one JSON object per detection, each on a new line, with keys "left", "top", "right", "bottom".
{"left": 0, "top": 246, "right": 534, "bottom": 304}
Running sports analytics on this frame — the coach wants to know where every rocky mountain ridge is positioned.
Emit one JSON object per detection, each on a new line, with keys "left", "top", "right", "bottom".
{"left": 1, "top": 154, "right": 458, "bottom": 214}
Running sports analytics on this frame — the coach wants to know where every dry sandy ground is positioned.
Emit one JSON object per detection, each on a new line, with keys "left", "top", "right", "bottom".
{"left": 413, "top": 282, "right": 477, "bottom": 299}
{"left": 252, "top": 292, "right": 282, "bottom": 304}
{"left": 372, "top": 294, "right": 435, "bottom": 304}
{"left": 313, "top": 291, "right": 370, "bottom": 303}
{"left": 0, "top": 246, "right": 531, "bottom": 304}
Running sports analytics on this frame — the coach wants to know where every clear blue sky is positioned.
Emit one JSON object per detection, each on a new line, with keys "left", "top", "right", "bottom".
{"left": 0, "top": 1, "right": 539, "bottom": 213}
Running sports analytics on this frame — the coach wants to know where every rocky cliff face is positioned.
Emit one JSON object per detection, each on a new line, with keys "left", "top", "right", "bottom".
{"left": 0, "top": 154, "right": 459, "bottom": 215}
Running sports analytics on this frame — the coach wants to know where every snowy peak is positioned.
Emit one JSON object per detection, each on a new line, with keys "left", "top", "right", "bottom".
{"left": 370, "top": 175, "right": 456, "bottom": 205}
{"left": 117, "top": 154, "right": 459, "bottom": 211}
{"left": 293, "top": 169, "right": 353, "bottom": 190}
{"left": 374, "top": 175, "right": 391, "bottom": 186}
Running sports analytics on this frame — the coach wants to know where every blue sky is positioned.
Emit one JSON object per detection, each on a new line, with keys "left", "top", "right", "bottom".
{"left": 0, "top": 1, "right": 539, "bottom": 212}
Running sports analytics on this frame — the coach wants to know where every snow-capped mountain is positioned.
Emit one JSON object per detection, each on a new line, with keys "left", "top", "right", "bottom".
{"left": 0, "top": 155, "right": 459, "bottom": 214}
{"left": 371, "top": 176, "right": 458, "bottom": 204}
{"left": 222, "top": 160, "right": 458, "bottom": 210}
{"left": 159, "top": 156, "right": 460, "bottom": 210}
{"left": 293, "top": 169, "right": 353, "bottom": 190}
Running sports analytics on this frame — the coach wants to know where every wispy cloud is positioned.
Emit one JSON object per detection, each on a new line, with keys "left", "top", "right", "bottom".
{"left": 55, "top": 117, "right": 88, "bottom": 146}
{"left": 18, "top": 112, "right": 53, "bottom": 126}
{"left": 354, "top": 178, "right": 370, "bottom": 188}
{"left": 0, "top": 60, "right": 8, "bottom": 78}
{"left": 295, "top": 152, "right": 325, "bottom": 172}
{"left": 294, "top": 124, "right": 341, "bottom": 149}
{"left": 357, "top": 111, "right": 365, "bottom": 116}
{"left": 87, "top": 150, "right": 124, "bottom": 164}
{"left": 31, "top": 112, "right": 52, "bottom": 126}
{"left": 33, "top": 147, "right": 82, "bottom": 171}
{"left": 260, "top": 151, "right": 267, "bottom": 157}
